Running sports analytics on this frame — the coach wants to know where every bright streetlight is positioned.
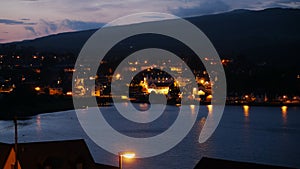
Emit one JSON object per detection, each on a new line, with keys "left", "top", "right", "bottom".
{"left": 118, "top": 151, "right": 135, "bottom": 169}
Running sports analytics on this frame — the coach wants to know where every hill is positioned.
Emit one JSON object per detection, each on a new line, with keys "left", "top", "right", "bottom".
{"left": 1, "top": 8, "right": 299, "bottom": 95}
{"left": 1, "top": 8, "right": 299, "bottom": 66}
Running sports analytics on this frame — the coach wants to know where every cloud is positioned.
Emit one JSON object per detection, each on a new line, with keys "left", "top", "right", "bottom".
{"left": 221, "top": 0, "right": 300, "bottom": 10}
{"left": 0, "top": 19, "right": 25, "bottom": 25}
{"left": 171, "top": 0, "right": 231, "bottom": 17}
{"left": 24, "top": 26, "right": 38, "bottom": 35}
{"left": 170, "top": 0, "right": 300, "bottom": 17}
{"left": 274, "top": 0, "right": 300, "bottom": 8}
{"left": 39, "top": 19, "right": 58, "bottom": 34}
{"left": 20, "top": 18, "right": 31, "bottom": 21}
{"left": 38, "top": 19, "right": 103, "bottom": 33}
{"left": 0, "top": 18, "right": 36, "bottom": 25}
{"left": 60, "top": 19, "right": 104, "bottom": 30}
{"left": 20, "top": 19, "right": 103, "bottom": 38}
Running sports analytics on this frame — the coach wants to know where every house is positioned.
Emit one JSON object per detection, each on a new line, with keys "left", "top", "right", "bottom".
{"left": 0, "top": 77, "right": 14, "bottom": 94}
{"left": 0, "top": 143, "right": 21, "bottom": 169}
{"left": 147, "top": 82, "right": 171, "bottom": 95}
{"left": 0, "top": 139, "right": 118, "bottom": 169}
{"left": 48, "top": 87, "right": 63, "bottom": 95}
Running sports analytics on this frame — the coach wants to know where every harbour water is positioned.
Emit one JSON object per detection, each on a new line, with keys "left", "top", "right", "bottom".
{"left": 0, "top": 104, "right": 300, "bottom": 169}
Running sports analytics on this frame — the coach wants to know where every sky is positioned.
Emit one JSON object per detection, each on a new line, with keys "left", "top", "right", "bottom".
{"left": 0, "top": 0, "right": 300, "bottom": 43}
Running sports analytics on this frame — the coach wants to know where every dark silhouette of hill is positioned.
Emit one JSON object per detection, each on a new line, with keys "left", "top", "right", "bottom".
{"left": 189, "top": 8, "right": 300, "bottom": 67}
{"left": 1, "top": 8, "right": 299, "bottom": 66}
{"left": 1, "top": 29, "right": 96, "bottom": 55}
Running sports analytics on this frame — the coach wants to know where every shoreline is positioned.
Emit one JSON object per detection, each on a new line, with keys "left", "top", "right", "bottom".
{"left": 1, "top": 95, "right": 299, "bottom": 120}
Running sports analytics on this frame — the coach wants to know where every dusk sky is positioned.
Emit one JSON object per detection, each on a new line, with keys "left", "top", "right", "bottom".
{"left": 1, "top": 0, "right": 300, "bottom": 43}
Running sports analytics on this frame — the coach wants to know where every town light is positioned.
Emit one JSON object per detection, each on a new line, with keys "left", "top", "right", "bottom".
{"left": 281, "top": 106, "right": 288, "bottom": 114}
{"left": 243, "top": 105, "right": 250, "bottom": 117}
{"left": 115, "top": 73, "right": 121, "bottom": 80}
{"left": 118, "top": 151, "right": 135, "bottom": 169}
{"left": 122, "top": 153, "right": 135, "bottom": 159}
{"left": 121, "top": 95, "right": 128, "bottom": 100}
{"left": 34, "top": 87, "right": 41, "bottom": 91}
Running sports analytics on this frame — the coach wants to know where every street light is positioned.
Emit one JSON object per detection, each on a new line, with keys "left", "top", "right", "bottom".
{"left": 118, "top": 151, "right": 135, "bottom": 169}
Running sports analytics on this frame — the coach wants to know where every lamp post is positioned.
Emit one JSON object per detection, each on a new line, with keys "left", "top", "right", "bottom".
{"left": 14, "top": 116, "right": 18, "bottom": 169}
{"left": 118, "top": 152, "right": 135, "bottom": 169}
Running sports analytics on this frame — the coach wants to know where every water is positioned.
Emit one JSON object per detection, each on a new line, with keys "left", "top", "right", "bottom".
{"left": 1, "top": 104, "right": 300, "bottom": 169}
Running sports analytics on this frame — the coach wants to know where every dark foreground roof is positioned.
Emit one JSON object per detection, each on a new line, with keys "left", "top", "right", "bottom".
{"left": 0, "top": 139, "right": 118, "bottom": 169}
{"left": 194, "top": 157, "right": 295, "bottom": 169}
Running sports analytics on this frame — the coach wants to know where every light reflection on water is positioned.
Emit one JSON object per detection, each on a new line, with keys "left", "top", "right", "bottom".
{"left": 0, "top": 105, "right": 299, "bottom": 168}
{"left": 207, "top": 105, "right": 213, "bottom": 114}
{"left": 138, "top": 103, "right": 149, "bottom": 111}
{"left": 281, "top": 106, "right": 288, "bottom": 125}
{"left": 36, "top": 115, "right": 41, "bottom": 132}
{"left": 243, "top": 105, "right": 250, "bottom": 126}
{"left": 243, "top": 105, "right": 249, "bottom": 118}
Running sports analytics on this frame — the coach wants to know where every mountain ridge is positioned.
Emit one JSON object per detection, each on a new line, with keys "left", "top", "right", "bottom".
{"left": 1, "top": 7, "right": 300, "bottom": 66}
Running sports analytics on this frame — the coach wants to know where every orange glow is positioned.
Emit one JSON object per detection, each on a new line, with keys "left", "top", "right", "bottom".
{"left": 206, "top": 95, "right": 213, "bottom": 101}
{"left": 221, "top": 59, "right": 231, "bottom": 66}
{"left": 198, "top": 90, "right": 205, "bottom": 96}
{"left": 36, "top": 69, "right": 41, "bottom": 73}
{"left": 147, "top": 88, "right": 169, "bottom": 95}
{"left": 64, "top": 68, "right": 76, "bottom": 72}
{"left": 281, "top": 106, "right": 288, "bottom": 114}
{"left": 34, "top": 87, "right": 41, "bottom": 91}
{"left": 190, "top": 104, "right": 197, "bottom": 114}
{"left": 139, "top": 103, "right": 149, "bottom": 110}
{"left": 66, "top": 91, "right": 72, "bottom": 96}
{"left": 121, "top": 95, "right": 128, "bottom": 100}
{"left": 200, "top": 79, "right": 205, "bottom": 84}
{"left": 281, "top": 106, "right": 288, "bottom": 124}
{"left": 207, "top": 105, "right": 213, "bottom": 114}
{"left": 243, "top": 105, "right": 249, "bottom": 117}
{"left": 192, "top": 87, "right": 198, "bottom": 95}
{"left": 130, "top": 67, "right": 137, "bottom": 71}
{"left": 119, "top": 152, "right": 135, "bottom": 159}
{"left": 170, "top": 67, "right": 182, "bottom": 72}
{"left": 115, "top": 73, "right": 121, "bottom": 80}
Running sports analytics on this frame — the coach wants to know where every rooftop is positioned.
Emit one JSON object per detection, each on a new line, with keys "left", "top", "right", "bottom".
{"left": 0, "top": 139, "right": 118, "bottom": 169}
